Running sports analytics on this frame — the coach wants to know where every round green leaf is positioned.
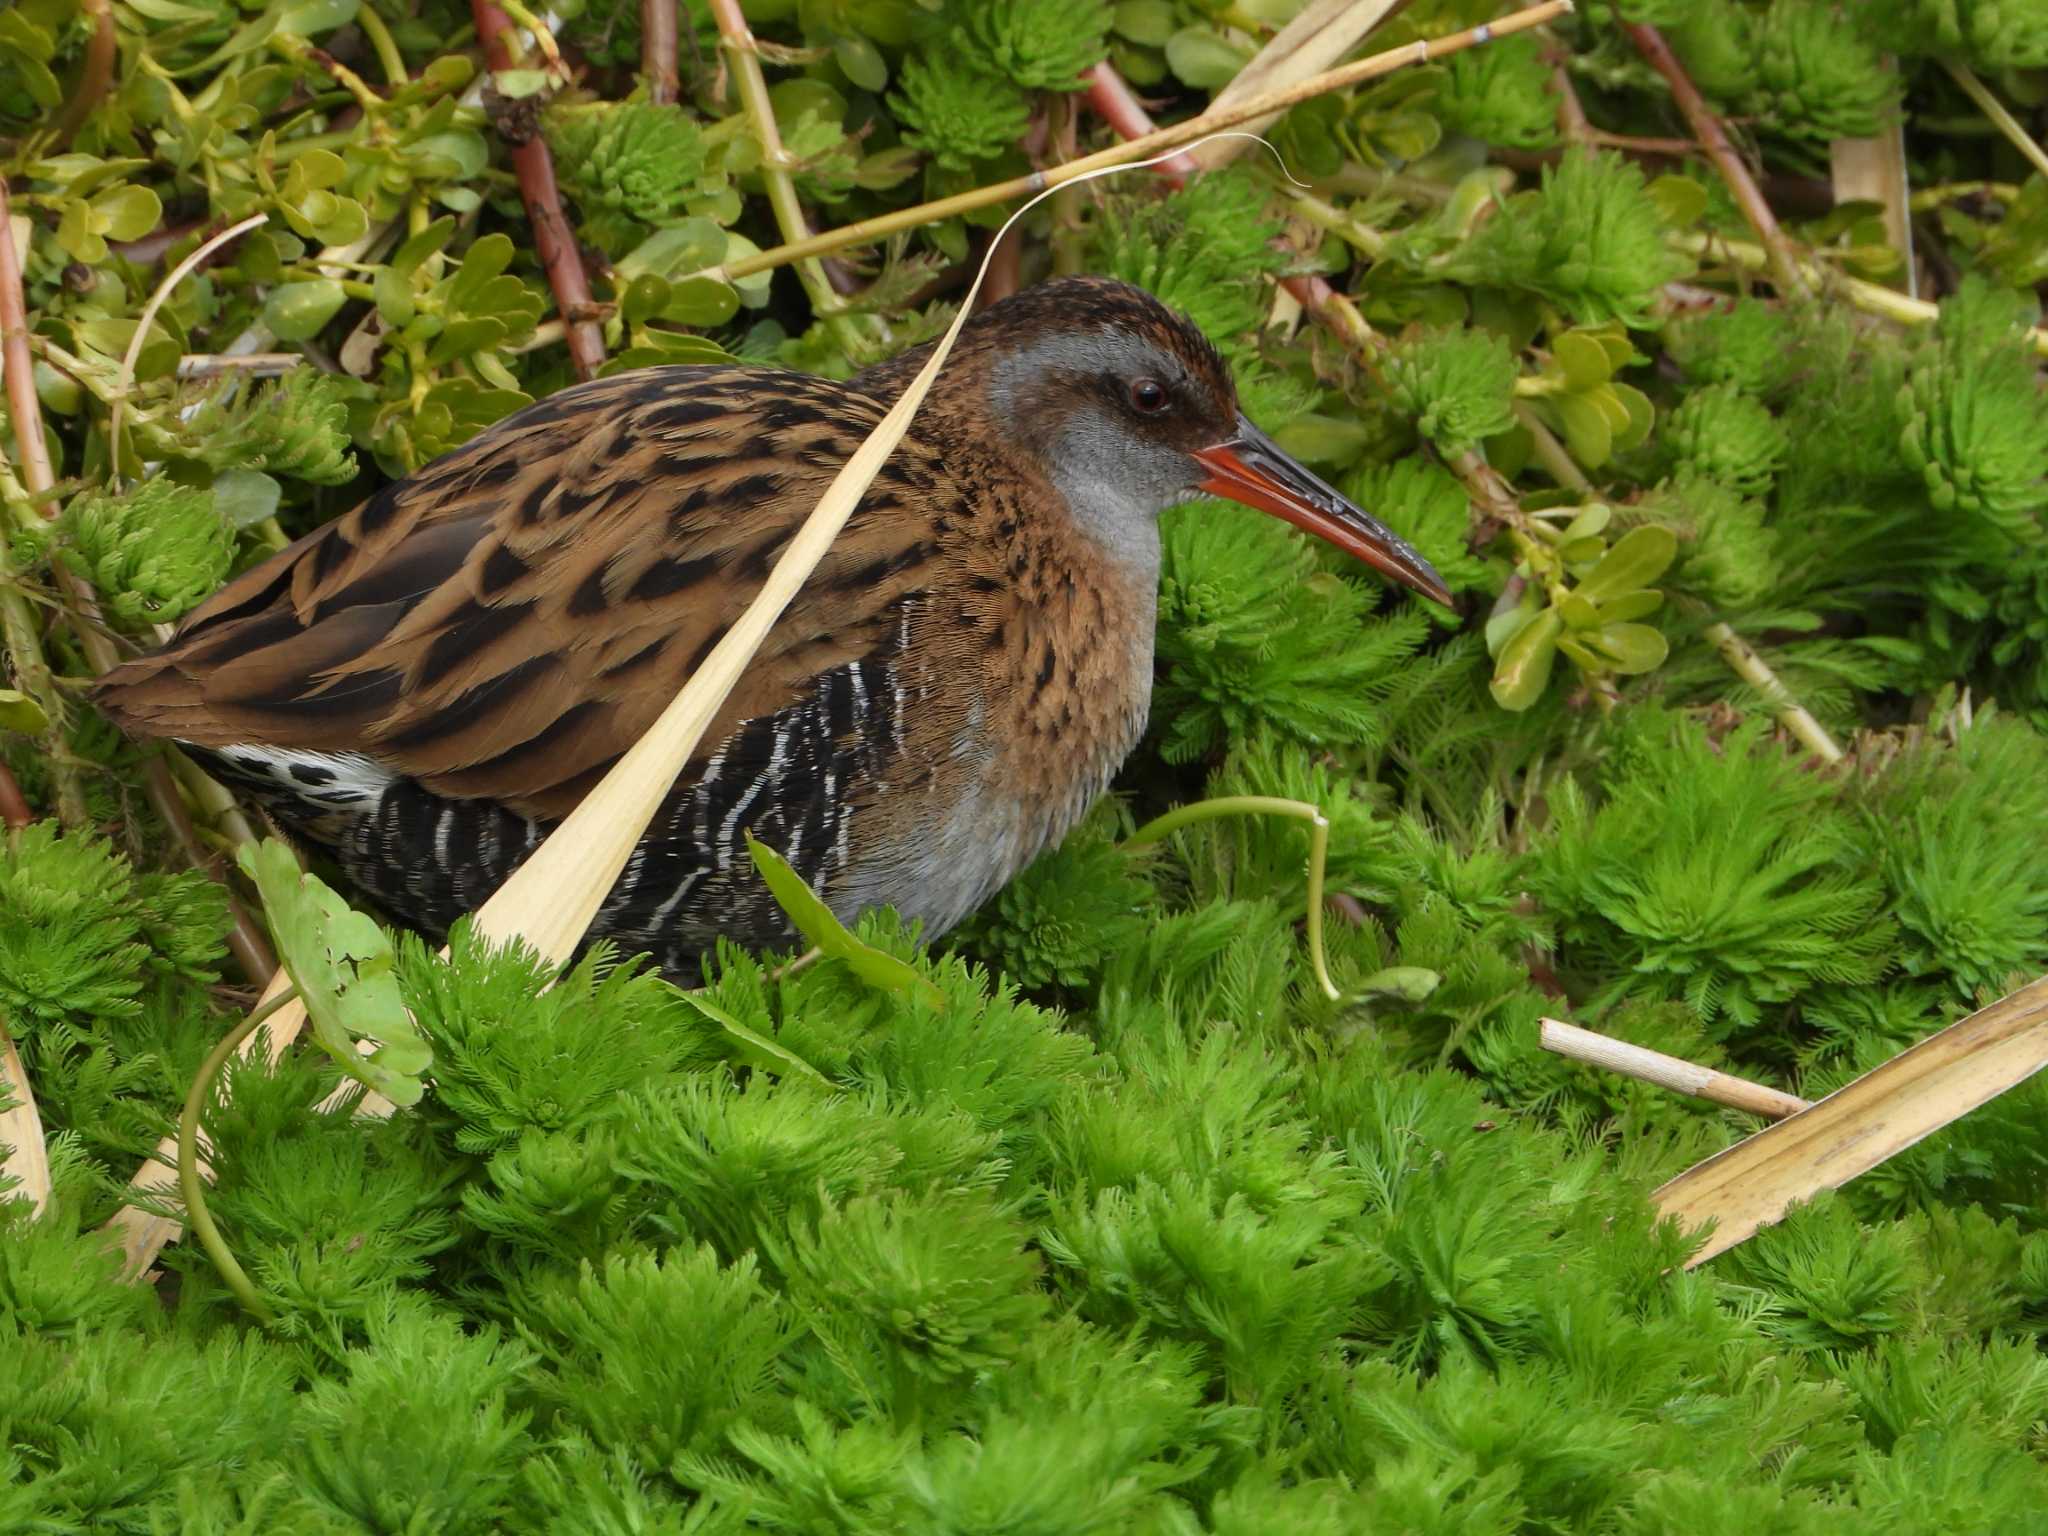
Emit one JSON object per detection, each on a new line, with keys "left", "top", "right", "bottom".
{"left": 620, "top": 273, "right": 672, "bottom": 327}
{"left": 833, "top": 33, "right": 888, "bottom": 92}
{"left": 1646, "top": 174, "right": 1709, "bottom": 228}
{"left": 1114, "top": 0, "right": 1176, "bottom": 45}
{"left": 1552, "top": 330, "right": 1613, "bottom": 391}
{"left": 34, "top": 359, "right": 83, "bottom": 415}
{"left": 660, "top": 275, "right": 740, "bottom": 328}
{"left": 213, "top": 469, "right": 282, "bottom": 529}
{"left": 1579, "top": 525, "right": 1679, "bottom": 601}
{"left": 1554, "top": 392, "right": 1613, "bottom": 469}
{"left": 492, "top": 68, "right": 552, "bottom": 99}
{"left": 1562, "top": 503, "right": 1611, "bottom": 543}
{"left": 263, "top": 279, "right": 348, "bottom": 341}
{"left": 1484, "top": 597, "right": 1538, "bottom": 658}
{"left": 91, "top": 184, "right": 163, "bottom": 242}
{"left": 0, "top": 688, "right": 50, "bottom": 735}
{"left": 56, "top": 199, "right": 104, "bottom": 264}
{"left": 1560, "top": 591, "right": 1602, "bottom": 631}
{"left": 1165, "top": 25, "right": 1249, "bottom": 89}
{"left": 1609, "top": 382, "right": 1655, "bottom": 452}
{"left": 408, "top": 130, "right": 489, "bottom": 180}
{"left": 1560, "top": 535, "right": 1607, "bottom": 567}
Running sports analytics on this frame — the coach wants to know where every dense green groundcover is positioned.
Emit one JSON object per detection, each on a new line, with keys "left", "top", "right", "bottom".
{"left": 5, "top": 0, "right": 2048, "bottom": 1529}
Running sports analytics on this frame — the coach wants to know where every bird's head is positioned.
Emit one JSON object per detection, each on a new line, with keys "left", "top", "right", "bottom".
{"left": 971, "top": 276, "right": 1452, "bottom": 607}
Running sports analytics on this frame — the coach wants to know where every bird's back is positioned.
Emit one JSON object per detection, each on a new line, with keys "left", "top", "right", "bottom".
{"left": 96, "top": 362, "right": 1159, "bottom": 975}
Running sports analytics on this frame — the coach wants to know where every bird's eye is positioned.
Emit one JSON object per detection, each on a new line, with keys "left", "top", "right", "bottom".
{"left": 1128, "top": 378, "right": 1169, "bottom": 414}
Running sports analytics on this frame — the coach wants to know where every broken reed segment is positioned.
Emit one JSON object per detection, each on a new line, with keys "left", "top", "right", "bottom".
{"left": 0, "top": 1018, "right": 51, "bottom": 1218}
{"left": 1538, "top": 1017, "right": 1812, "bottom": 1120}
{"left": 1650, "top": 973, "right": 2048, "bottom": 1269}
{"left": 693, "top": 0, "right": 1577, "bottom": 286}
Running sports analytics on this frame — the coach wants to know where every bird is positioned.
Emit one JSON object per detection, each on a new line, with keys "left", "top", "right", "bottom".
{"left": 95, "top": 276, "right": 1451, "bottom": 981}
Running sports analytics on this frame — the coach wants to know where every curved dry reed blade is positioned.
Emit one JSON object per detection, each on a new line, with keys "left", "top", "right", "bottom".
{"left": 1653, "top": 974, "right": 2048, "bottom": 1267}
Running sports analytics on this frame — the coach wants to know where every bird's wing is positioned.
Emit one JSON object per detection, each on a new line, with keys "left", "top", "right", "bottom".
{"left": 94, "top": 366, "right": 950, "bottom": 820}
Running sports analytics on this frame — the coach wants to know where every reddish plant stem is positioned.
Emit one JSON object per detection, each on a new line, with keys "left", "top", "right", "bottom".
{"left": 0, "top": 761, "right": 31, "bottom": 831}
{"left": 642, "top": 0, "right": 680, "bottom": 104}
{"left": 473, "top": 0, "right": 607, "bottom": 379}
{"left": 1084, "top": 64, "right": 1201, "bottom": 185}
{"left": 50, "top": 0, "right": 117, "bottom": 149}
{"left": 980, "top": 225, "right": 1021, "bottom": 307}
{"left": 1552, "top": 63, "right": 1591, "bottom": 142}
{"left": 1623, "top": 22, "right": 1810, "bottom": 299}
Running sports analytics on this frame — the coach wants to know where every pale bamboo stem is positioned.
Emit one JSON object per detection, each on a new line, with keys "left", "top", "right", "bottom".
{"left": 1540, "top": 1018, "right": 1812, "bottom": 1119}
{"left": 1704, "top": 621, "right": 1845, "bottom": 764}
{"left": 705, "top": 0, "right": 877, "bottom": 352}
{"left": 1673, "top": 230, "right": 2048, "bottom": 359}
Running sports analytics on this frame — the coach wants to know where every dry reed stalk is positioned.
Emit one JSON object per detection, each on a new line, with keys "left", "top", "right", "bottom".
{"left": 0, "top": 1018, "right": 50, "bottom": 1216}
{"left": 1829, "top": 125, "right": 1916, "bottom": 296}
{"left": 1652, "top": 975, "right": 2048, "bottom": 1267}
{"left": 1539, "top": 1018, "right": 1812, "bottom": 1120}
{"left": 1183, "top": 0, "right": 1401, "bottom": 171}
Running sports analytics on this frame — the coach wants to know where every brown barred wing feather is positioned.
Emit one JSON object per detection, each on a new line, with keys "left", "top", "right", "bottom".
{"left": 94, "top": 366, "right": 945, "bottom": 821}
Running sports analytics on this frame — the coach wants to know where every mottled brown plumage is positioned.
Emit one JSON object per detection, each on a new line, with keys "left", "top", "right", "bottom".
{"left": 97, "top": 277, "right": 1448, "bottom": 978}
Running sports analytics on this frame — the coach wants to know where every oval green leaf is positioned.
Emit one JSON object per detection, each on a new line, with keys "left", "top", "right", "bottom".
{"left": 1586, "top": 621, "right": 1670, "bottom": 675}
{"left": 1554, "top": 392, "right": 1613, "bottom": 469}
{"left": 1579, "top": 524, "right": 1679, "bottom": 602}
{"left": 263, "top": 279, "right": 347, "bottom": 342}
{"left": 1597, "top": 588, "right": 1664, "bottom": 623}
{"left": 1489, "top": 607, "right": 1562, "bottom": 711}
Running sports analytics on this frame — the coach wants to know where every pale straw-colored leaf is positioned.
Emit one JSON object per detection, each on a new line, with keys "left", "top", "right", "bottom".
{"left": 1188, "top": 0, "right": 1402, "bottom": 170}
{"left": 1652, "top": 973, "right": 2048, "bottom": 1267}
{"left": 0, "top": 1017, "right": 52, "bottom": 1217}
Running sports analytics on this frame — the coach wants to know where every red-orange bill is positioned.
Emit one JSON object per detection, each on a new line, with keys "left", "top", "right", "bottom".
{"left": 1194, "top": 416, "right": 1454, "bottom": 608}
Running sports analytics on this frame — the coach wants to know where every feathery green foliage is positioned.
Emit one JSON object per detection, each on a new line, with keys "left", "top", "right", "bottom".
{"left": 1898, "top": 278, "right": 2048, "bottom": 541}
{"left": 1865, "top": 0, "right": 2048, "bottom": 70}
{"left": 1449, "top": 149, "right": 1689, "bottom": 327}
{"left": 178, "top": 370, "right": 359, "bottom": 487}
{"left": 1434, "top": 33, "right": 1560, "bottom": 150}
{"left": 891, "top": 46, "right": 1032, "bottom": 171}
{"left": 959, "top": 0, "right": 1112, "bottom": 90}
{"left": 1665, "top": 380, "right": 1788, "bottom": 497}
{"left": 1534, "top": 711, "right": 1894, "bottom": 1031}
{"left": 1752, "top": 0, "right": 1902, "bottom": 141}
{"left": 55, "top": 481, "right": 235, "bottom": 627}
{"left": 548, "top": 102, "right": 716, "bottom": 252}
{"left": 1091, "top": 169, "right": 1288, "bottom": 364}
{"left": 1383, "top": 325, "right": 1518, "bottom": 458}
